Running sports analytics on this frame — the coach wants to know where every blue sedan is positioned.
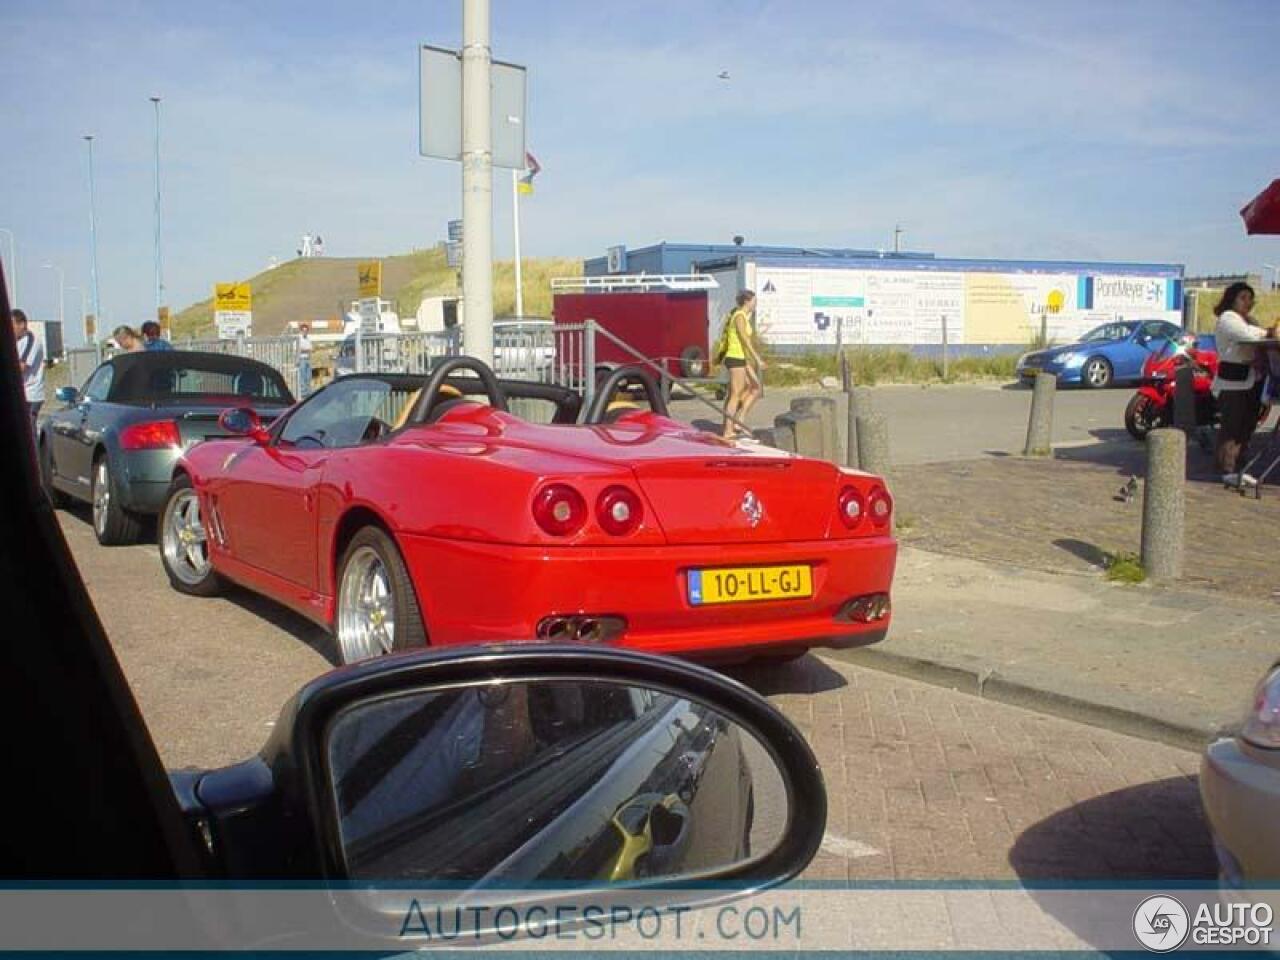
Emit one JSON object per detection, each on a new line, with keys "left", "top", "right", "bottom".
{"left": 1015, "top": 319, "right": 1194, "bottom": 389}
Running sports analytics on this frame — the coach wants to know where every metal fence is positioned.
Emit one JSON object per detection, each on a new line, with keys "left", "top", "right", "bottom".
{"left": 59, "top": 320, "right": 733, "bottom": 428}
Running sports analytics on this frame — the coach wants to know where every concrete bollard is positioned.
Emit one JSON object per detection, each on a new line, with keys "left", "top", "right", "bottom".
{"left": 856, "top": 413, "right": 891, "bottom": 479}
{"left": 1023, "top": 371, "right": 1056, "bottom": 457}
{"left": 844, "top": 384, "right": 860, "bottom": 469}
{"left": 776, "top": 411, "right": 823, "bottom": 458}
{"left": 1141, "top": 428, "right": 1185, "bottom": 581}
{"left": 768, "top": 419, "right": 797, "bottom": 453}
{"left": 791, "top": 396, "right": 840, "bottom": 462}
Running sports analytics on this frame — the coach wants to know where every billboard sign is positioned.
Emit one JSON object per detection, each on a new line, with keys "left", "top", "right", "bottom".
{"left": 752, "top": 264, "right": 1181, "bottom": 347}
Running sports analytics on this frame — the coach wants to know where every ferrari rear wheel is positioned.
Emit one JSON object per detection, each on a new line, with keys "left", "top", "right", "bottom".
{"left": 335, "top": 527, "right": 426, "bottom": 664}
{"left": 160, "top": 475, "right": 222, "bottom": 597}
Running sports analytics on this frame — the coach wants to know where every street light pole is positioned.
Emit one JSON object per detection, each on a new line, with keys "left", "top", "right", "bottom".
{"left": 0, "top": 228, "right": 15, "bottom": 305}
{"left": 461, "top": 0, "right": 494, "bottom": 361}
{"left": 893, "top": 224, "right": 903, "bottom": 254}
{"left": 84, "top": 134, "right": 102, "bottom": 326}
{"left": 150, "top": 96, "right": 164, "bottom": 314}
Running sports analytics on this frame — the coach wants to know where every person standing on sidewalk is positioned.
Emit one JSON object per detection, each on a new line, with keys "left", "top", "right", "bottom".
{"left": 717, "top": 290, "right": 767, "bottom": 439}
{"left": 1211, "top": 282, "right": 1277, "bottom": 483}
{"left": 13, "top": 310, "right": 44, "bottom": 439}
{"left": 296, "top": 322, "right": 313, "bottom": 398}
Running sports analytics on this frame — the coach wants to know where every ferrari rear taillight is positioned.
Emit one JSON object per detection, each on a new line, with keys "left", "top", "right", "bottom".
{"left": 596, "top": 485, "right": 643, "bottom": 536}
{"left": 869, "top": 486, "right": 893, "bottom": 528}
{"left": 837, "top": 486, "right": 865, "bottom": 530}
{"left": 532, "top": 483, "right": 587, "bottom": 536}
{"left": 119, "top": 420, "right": 181, "bottom": 451}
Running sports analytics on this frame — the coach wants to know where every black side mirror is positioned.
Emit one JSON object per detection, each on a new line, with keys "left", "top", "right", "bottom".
{"left": 180, "top": 645, "right": 826, "bottom": 944}
{"left": 218, "top": 407, "right": 268, "bottom": 444}
{"left": 55, "top": 386, "right": 78, "bottom": 406}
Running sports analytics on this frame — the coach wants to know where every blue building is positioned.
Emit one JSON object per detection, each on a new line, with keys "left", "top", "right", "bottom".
{"left": 583, "top": 241, "right": 935, "bottom": 278}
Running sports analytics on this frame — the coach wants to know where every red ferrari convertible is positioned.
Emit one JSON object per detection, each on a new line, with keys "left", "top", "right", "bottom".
{"left": 159, "top": 358, "right": 897, "bottom": 664}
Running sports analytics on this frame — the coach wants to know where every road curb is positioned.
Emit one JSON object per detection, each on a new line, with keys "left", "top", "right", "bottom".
{"left": 827, "top": 646, "right": 1223, "bottom": 753}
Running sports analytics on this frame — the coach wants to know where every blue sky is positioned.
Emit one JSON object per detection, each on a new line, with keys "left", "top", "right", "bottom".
{"left": 2, "top": 0, "right": 1278, "bottom": 342}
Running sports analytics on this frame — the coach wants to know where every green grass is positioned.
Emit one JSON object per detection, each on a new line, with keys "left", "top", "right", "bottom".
{"left": 1104, "top": 551, "right": 1147, "bottom": 584}
{"left": 762, "top": 347, "right": 1017, "bottom": 387}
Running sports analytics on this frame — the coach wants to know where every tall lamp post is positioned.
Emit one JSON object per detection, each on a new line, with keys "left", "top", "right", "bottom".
{"left": 150, "top": 96, "right": 164, "bottom": 314}
{"left": 41, "top": 263, "right": 65, "bottom": 334}
{"left": 461, "top": 0, "right": 494, "bottom": 362}
{"left": 83, "top": 134, "right": 102, "bottom": 326}
{"left": 0, "top": 228, "right": 15, "bottom": 305}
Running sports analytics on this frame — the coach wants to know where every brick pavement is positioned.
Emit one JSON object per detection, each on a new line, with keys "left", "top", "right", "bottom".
{"left": 730, "top": 655, "right": 1214, "bottom": 882}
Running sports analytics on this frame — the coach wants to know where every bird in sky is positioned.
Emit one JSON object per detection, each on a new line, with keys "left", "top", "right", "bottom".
{"left": 717, "top": 70, "right": 730, "bottom": 80}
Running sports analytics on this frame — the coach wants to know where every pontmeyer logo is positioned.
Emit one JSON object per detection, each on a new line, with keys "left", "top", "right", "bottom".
{"left": 1132, "top": 895, "right": 1189, "bottom": 952}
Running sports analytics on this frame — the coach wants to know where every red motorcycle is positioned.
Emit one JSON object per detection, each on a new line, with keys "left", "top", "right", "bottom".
{"left": 1124, "top": 337, "right": 1272, "bottom": 439}
{"left": 1124, "top": 337, "right": 1220, "bottom": 440}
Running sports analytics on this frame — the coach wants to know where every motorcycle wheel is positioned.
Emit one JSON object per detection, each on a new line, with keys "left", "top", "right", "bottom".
{"left": 1124, "top": 393, "right": 1165, "bottom": 440}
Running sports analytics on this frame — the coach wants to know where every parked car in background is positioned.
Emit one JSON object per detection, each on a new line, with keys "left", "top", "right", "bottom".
{"left": 159, "top": 357, "right": 896, "bottom": 667}
{"left": 38, "top": 351, "right": 294, "bottom": 545}
{"left": 1016, "top": 319, "right": 1199, "bottom": 389}
{"left": 1201, "top": 660, "right": 1280, "bottom": 886}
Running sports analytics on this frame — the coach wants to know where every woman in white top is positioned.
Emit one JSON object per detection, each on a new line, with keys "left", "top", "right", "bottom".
{"left": 1211, "top": 282, "right": 1276, "bottom": 478}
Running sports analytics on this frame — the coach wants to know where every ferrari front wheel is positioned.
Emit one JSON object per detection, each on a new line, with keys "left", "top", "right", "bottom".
{"left": 159, "top": 475, "right": 222, "bottom": 597}
{"left": 335, "top": 527, "right": 426, "bottom": 664}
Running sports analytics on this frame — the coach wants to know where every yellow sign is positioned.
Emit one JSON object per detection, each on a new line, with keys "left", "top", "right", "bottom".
{"left": 358, "top": 261, "right": 382, "bottom": 299}
{"left": 214, "top": 282, "right": 252, "bottom": 312}
{"left": 157, "top": 306, "right": 170, "bottom": 324}
{"left": 85, "top": 314, "right": 96, "bottom": 339}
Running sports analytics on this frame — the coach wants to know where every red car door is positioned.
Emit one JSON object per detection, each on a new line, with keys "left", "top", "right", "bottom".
{"left": 213, "top": 378, "right": 403, "bottom": 594}
{"left": 216, "top": 443, "right": 326, "bottom": 591}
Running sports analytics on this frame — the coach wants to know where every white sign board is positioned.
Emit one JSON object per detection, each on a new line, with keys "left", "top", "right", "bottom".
{"left": 215, "top": 310, "right": 252, "bottom": 339}
{"left": 752, "top": 264, "right": 1180, "bottom": 347}
{"left": 357, "top": 298, "right": 381, "bottom": 333}
{"left": 419, "top": 44, "right": 528, "bottom": 170}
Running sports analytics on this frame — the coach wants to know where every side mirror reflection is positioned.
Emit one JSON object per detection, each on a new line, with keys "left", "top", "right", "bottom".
{"left": 218, "top": 406, "right": 268, "bottom": 443}
{"left": 326, "top": 678, "right": 787, "bottom": 885}
{"left": 56, "top": 386, "right": 78, "bottom": 406}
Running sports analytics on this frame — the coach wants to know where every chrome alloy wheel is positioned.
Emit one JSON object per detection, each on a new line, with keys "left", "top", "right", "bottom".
{"left": 337, "top": 546, "right": 396, "bottom": 664}
{"left": 92, "top": 459, "right": 110, "bottom": 537}
{"left": 161, "top": 487, "right": 211, "bottom": 586}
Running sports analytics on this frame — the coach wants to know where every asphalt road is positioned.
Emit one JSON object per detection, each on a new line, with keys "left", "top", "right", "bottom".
{"left": 60, "top": 498, "right": 1211, "bottom": 882}
{"left": 671, "top": 382, "right": 1132, "bottom": 465}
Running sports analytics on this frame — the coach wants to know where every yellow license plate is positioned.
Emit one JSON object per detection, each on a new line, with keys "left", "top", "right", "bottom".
{"left": 687, "top": 565, "right": 813, "bottom": 606}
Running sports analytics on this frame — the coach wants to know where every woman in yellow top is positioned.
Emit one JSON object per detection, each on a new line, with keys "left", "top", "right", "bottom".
{"left": 719, "top": 290, "right": 766, "bottom": 439}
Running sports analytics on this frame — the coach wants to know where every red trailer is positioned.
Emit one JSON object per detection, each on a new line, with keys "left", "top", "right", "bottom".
{"left": 551, "top": 275, "right": 719, "bottom": 380}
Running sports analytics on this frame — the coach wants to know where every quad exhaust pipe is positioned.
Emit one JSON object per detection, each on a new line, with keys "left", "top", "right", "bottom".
{"left": 536, "top": 615, "right": 627, "bottom": 644}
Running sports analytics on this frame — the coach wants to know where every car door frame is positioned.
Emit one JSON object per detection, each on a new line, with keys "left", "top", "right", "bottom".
{"left": 51, "top": 361, "right": 116, "bottom": 498}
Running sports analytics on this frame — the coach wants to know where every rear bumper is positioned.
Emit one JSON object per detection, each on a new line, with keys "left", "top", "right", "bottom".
{"left": 116, "top": 449, "right": 180, "bottom": 514}
{"left": 398, "top": 533, "right": 897, "bottom": 659}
